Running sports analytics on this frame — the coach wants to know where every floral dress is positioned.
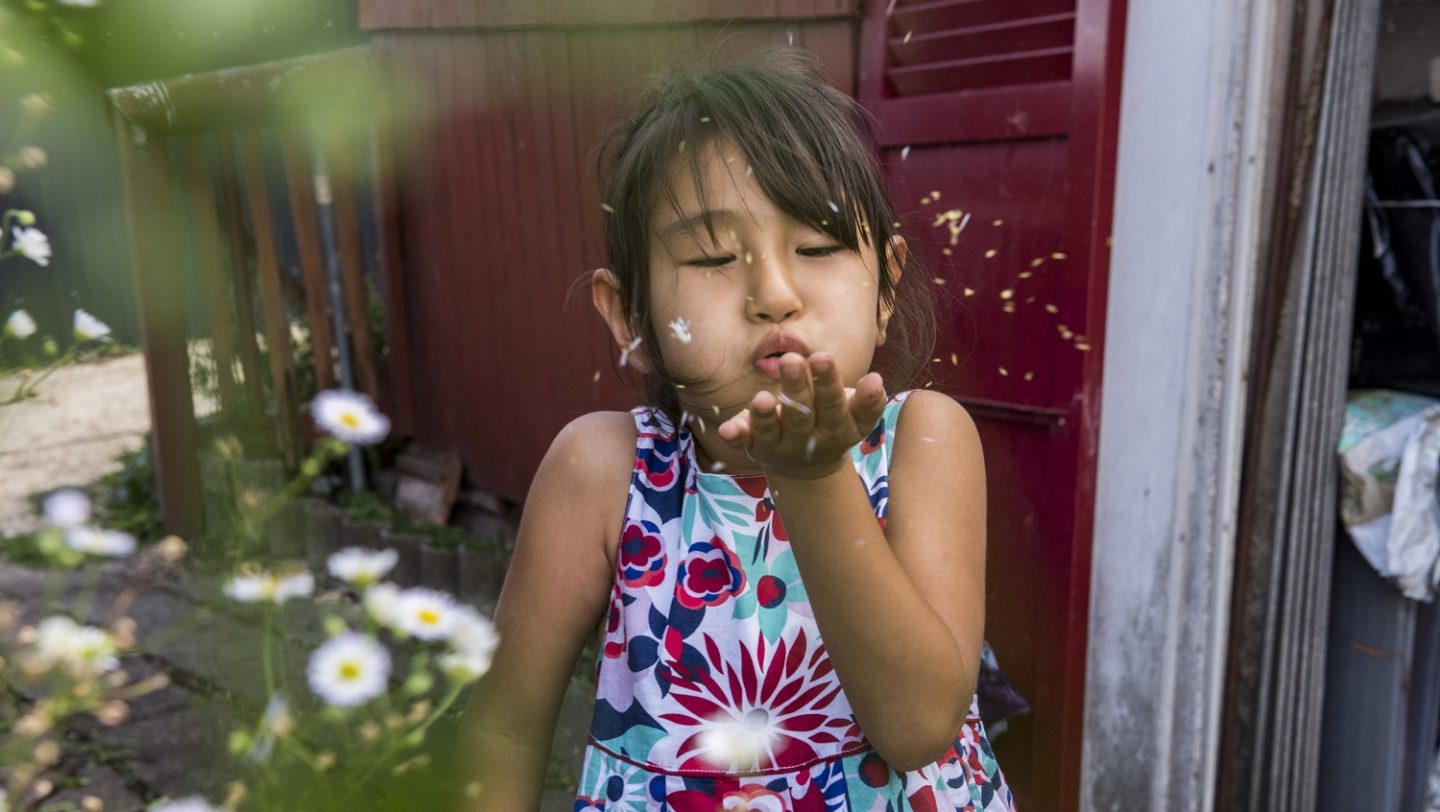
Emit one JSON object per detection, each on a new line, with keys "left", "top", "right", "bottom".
{"left": 575, "top": 391, "right": 1017, "bottom": 812}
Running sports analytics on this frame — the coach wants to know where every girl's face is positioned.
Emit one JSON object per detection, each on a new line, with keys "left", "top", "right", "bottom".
{"left": 640, "top": 138, "right": 901, "bottom": 420}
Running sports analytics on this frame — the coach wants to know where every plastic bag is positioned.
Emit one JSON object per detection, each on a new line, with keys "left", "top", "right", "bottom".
{"left": 1339, "top": 389, "right": 1440, "bottom": 601}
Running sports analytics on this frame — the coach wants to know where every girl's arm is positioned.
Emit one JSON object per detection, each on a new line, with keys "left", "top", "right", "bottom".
{"left": 719, "top": 355, "right": 987, "bottom": 772}
{"left": 455, "top": 412, "right": 633, "bottom": 811}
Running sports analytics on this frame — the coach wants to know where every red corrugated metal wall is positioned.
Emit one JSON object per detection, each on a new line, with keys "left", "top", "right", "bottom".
{"left": 363, "top": 2, "right": 857, "bottom": 503}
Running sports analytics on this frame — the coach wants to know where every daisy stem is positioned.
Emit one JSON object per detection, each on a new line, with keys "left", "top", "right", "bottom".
{"left": 344, "top": 683, "right": 465, "bottom": 799}
{"left": 242, "top": 443, "right": 346, "bottom": 538}
{"left": 5, "top": 345, "right": 77, "bottom": 404}
{"left": 70, "top": 562, "right": 105, "bottom": 625}
{"left": 262, "top": 608, "right": 276, "bottom": 699}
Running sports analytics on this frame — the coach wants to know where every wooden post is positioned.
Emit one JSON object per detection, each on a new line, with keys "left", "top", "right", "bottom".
{"left": 111, "top": 110, "right": 205, "bottom": 537}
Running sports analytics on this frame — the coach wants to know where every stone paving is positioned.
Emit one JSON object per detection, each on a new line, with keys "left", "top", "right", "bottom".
{"left": 0, "top": 556, "right": 595, "bottom": 811}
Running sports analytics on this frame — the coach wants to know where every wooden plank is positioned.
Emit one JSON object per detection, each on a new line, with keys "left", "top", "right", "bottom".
{"left": 323, "top": 130, "right": 381, "bottom": 400}
{"left": 370, "top": 117, "right": 417, "bottom": 438}
{"left": 180, "top": 137, "right": 245, "bottom": 414}
{"left": 237, "top": 130, "right": 300, "bottom": 470}
{"left": 281, "top": 130, "right": 338, "bottom": 393}
{"left": 106, "top": 47, "right": 387, "bottom": 135}
{"left": 215, "top": 137, "right": 271, "bottom": 443}
{"left": 359, "top": 0, "right": 857, "bottom": 29}
{"left": 110, "top": 109, "right": 204, "bottom": 536}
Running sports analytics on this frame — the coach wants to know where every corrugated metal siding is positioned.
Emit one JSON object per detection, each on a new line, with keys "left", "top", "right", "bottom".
{"left": 372, "top": 17, "right": 857, "bottom": 501}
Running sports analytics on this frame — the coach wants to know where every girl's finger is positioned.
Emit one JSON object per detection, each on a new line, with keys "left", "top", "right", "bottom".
{"left": 717, "top": 410, "right": 752, "bottom": 446}
{"left": 809, "top": 352, "right": 848, "bottom": 433}
{"left": 847, "top": 372, "right": 888, "bottom": 434}
{"left": 750, "top": 389, "right": 783, "bottom": 449}
{"left": 776, "top": 353, "right": 816, "bottom": 439}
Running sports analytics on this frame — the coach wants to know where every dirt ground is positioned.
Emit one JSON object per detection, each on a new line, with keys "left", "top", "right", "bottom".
{"left": 0, "top": 352, "right": 152, "bottom": 537}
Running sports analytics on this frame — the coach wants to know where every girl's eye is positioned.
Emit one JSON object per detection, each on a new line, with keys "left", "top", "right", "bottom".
{"left": 798, "top": 245, "right": 843, "bottom": 258}
{"left": 684, "top": 255, "right": 735, "bottom": 268}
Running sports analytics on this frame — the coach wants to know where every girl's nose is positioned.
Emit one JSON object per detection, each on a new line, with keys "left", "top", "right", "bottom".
{"left": 745, "top": 254, "right": 803, "bottom": 323}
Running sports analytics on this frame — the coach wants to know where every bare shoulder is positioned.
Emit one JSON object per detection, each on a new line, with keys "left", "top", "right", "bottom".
{"left": 893, "top": 389, "right": 983, "bottom": 464}
{"left": 529, "top": 410, "right": 635, "bottom": 563}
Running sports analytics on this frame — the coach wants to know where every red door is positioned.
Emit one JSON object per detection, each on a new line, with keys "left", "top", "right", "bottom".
{"left": 858, "top": 1, "right": 1127, "bottom": 808}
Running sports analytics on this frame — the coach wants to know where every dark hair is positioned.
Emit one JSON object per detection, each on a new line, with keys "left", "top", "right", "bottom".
{"left": 597, "top": 50, "right": 936, "bottom": 417}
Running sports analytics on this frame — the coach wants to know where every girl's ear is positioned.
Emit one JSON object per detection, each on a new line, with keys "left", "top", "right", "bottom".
{"left": 591, "top": 268, "right": 652, "bottom": 373}
{"left": 876, "top": 236, "right": 908, "bottom": 346}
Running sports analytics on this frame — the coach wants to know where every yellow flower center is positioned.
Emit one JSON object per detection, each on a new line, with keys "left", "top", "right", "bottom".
{"left": 418, "top": 609, "right": 440, "bottom": 626}
{"left": 340, "top": 412, "right": 360, "bottom": 428}
{"left": 340, "top": 661, "right": 361, "bottom": 680}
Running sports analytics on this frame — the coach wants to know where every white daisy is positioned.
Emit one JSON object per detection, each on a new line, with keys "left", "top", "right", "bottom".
{"left": 5, "top": 309, "right": 36, "bottom": 339}
{"left": 11, "top": 227, "right": 50, "bottom": 267}
{"left": 668, "top": 317, "right": 692, "bottom": 344}
{"left": 64, "top": 526, "right": 137, "bottom": 557}
{"left": 43, "top": 489, "right": 90, "bottom": 527}
{"left": 224, "top": 568, "right": 314, "bottom": 604}
{"left": 30, "top": 615, "right": 119, "bottom": 678}
{"left": 396, "top": 587, "right": 459, "bottom": 641}
{"left": 327, "top": 546, "right": 398, "bottom": 588}
{"left": 73, "top": 309, "right": 111, "bottom": 342}
{"left": 54, "top": 0, "right": 100, "bottom": 7}
{"left": 309, "top": 389, "right": 390, "bottom": 445}
{"left": 149, "top": 797, "right": 221, "bottom": 812}
{"left": 363, "top": 582, "right": 404, "bottom": 630}
{"left": 440, "top": 607, "right": 498, "bottom": 683}
{"left": 306, "top": 632, "right": 390, "bottom": 707}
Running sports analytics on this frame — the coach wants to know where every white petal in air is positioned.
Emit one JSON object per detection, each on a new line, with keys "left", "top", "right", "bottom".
{"left": 668, "top": 317, "right": 693, "bottom": 344}
{"left": 64, "top": 526, "right": 137, "bottom": 557}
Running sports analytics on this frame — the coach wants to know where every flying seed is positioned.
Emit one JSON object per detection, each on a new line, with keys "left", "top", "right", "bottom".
{"left": 1051, "top": 252, "right": 1067, "bottom": 260}
{"left": 618, "top": 336, "right": 643, "bottom": 367}
{"left": 710, "top": 461, "right": 727, "bottom": 472}
{"left": 942, "top": 248, "right": 952, "bottom": 255}
{"left": 1002, "top": 302, "right": 1017, "bottom": 313}
{"left": 600, "top": 203, "right": 615, "bottom": 213}
{"left": 677, "top": 139, "right": 686, "bottom": 153}
{"left": 828, "top": 200, "right": 840, "bottom": 213}
{"left": 1023, "top": 371, "right": 1034, "bottom": 381}
{"left": 999, "top": 289, "right": 1013, "bottom": 300}
{"left": 919, "top": 195, "right": 931, "bottom": 205}
{"left": 992, "top": 219, "right": 1003, "bottom": 226}
{"left": 903, "top": 30, "right": 913, "bottom": 43}
{"left": 984, "top": 249, "right": 998, "bottom": 259}
{"left": 1025, "top": 296, "right": 1035, "bottom": 303}
{"left": 1075, "top": 342, "right": 1092, "bottom": 351}
{"left": 950, "top": 352, "right": 958, "bottom": 365}
{"left": 999, "top": 367, "right": 1009, "bottom": 376}
{"left": 930, "top": 190, "right": 941, "bottom": 200}
{"left": 932, "top": 277, "right": 946, "bottom": 285}
{"left": 592, "top": 370, "right": 601, "bottom": 383}
{"left": 900, "top": 146, "right": 911, "bottom": 160}
{"left": 676, "top": 384, "right": 686, "bottom": 389}
{"left": 744, "top": 251, "right": 753, "bottom": 265}
{"left": 668, "top": 317, "right": 693, "bottom": 344}
{"left": 696, "top": 416, "right": 706, "bottom": 431}
{"left": 1018, "top": 271, "right": 1033, "bottom": 279}
{"left": 1045, "top": 304, "right": 1059, "bottom": 314}
{"left": 700, "top": 116, "right": 711, "bottom": 123}
{"left": 805, "top": 436, "right": 817, "bottom": 459}
{"left": 820, "top": 219, "right": 828, "bottom": 226}
{"left": 932, "top": 357, "right": 942, "bottom": 364}
{"left": 680, "top": 409, "right": 690, "bottom": 427}
{"left": 776, "top": 393, "right": 812, "bottom": 415}
{"left": 963, "top": 287, "right": 975, "bottom": 297}
{"left": 1030, "top": 257, "right": 1045, "bottom": 268}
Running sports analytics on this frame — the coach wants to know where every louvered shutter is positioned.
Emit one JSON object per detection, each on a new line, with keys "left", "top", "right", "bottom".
{"left": 858, "top": 1, "right": 1126, "bottom": 810}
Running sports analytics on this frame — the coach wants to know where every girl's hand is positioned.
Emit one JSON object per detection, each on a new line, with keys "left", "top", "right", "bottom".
{"left": 717, "top": 351, "right": 888, "bottom": 480}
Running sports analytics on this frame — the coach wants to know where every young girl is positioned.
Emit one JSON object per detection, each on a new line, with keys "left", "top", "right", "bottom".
{"left": 459, "top": 53, "right": 1015, "bottom": 811}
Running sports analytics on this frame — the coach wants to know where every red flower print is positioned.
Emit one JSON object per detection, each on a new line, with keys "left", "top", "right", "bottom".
{"left": 603, "top": 590, "right": 625, "bottom": 660}
{"left": 658, "top": 629, "right": 862, "bottom": 771}
{"left": 619, "top": 520, "right": 667, "bottom": 588}
{"left": 757, "top": 575, "right": 787, "bottom": 609}
{"left": 675, "top": 536, "right": 746, "bottom": 610}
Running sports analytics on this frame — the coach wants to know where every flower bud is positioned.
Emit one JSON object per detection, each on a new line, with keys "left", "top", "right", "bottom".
{"left": 19, "top": 147, "right": 46, "bottom": 169}
{"left": 81, "top": 795, "right": 104, "bottom": 811}
{"left": 228, "top": 730, "right": 253, "bottom": 755}
{"left": 15, "top": 210, "right": 36, "bottom": 226}
{"left": 0, "top": 167, "right": 13, "bottom": 194}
